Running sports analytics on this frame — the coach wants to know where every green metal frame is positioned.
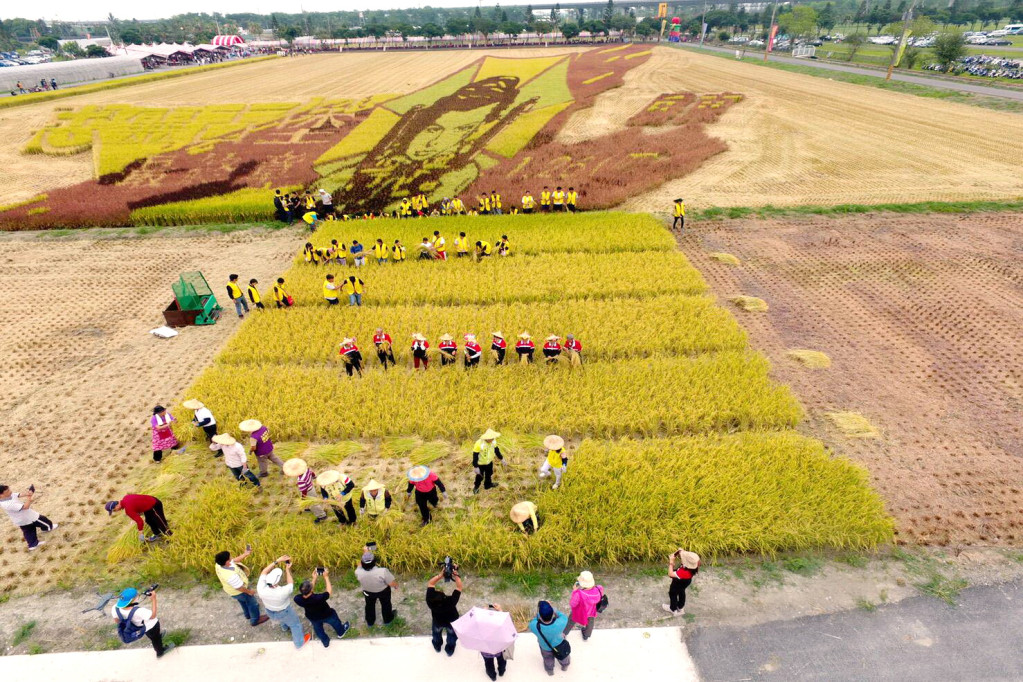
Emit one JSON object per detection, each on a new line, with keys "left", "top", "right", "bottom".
{"left": 173, "top": 271, "right": 221, "bottom": 325}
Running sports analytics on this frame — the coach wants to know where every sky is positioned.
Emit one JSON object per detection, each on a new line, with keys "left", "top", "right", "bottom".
{"left": 3, "top": 0, "right": 530, "bottom": 23}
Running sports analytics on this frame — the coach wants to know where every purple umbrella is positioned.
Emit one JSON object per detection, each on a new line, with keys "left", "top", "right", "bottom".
{"left": 451, "top": 607, "right": 518, "bottom": 655}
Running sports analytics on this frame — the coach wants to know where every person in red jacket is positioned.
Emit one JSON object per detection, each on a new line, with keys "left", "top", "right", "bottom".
{"left": 373, "top": 328, "right": 395, "bottom": 369}
{"left": 564, "top": 333, "right": 582, "bottom": 366}
{"left": 542, "top": 335, "right": 562, "bottom": 364}
{"left": 463, "top": 334, "right": 482, "bottom": 368}
{"left": 411, "top": 333, "right": 430, "bottom": 370}
{"left": 105, "top": 495, "right": 171, "bottom": 542}
{"left": 515, "top": 332, "right": 535, "bottom": 364}
{"left": 663, "top": 549, "right": 700, "bottom": 616}
{"left": 491, "top": 331, "right": 507, "bottom": 365}
{"left": 338, "top": 338, "right": 364, "bottom": 378}
{"left": 438, "top": 334, "right": 458, "bottom": 366}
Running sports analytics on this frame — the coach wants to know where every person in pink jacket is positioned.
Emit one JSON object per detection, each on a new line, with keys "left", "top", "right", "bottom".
{"left": 566, "top": 570, "right": 605, "bottom": 641}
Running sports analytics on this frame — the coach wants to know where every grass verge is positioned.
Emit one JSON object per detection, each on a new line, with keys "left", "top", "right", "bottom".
{"left": 692, "top": 198, "right": 1023, "bottom": 221}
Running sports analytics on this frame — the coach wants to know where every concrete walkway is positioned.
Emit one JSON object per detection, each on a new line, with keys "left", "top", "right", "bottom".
{"left": 686, "top": 44, "right": 1023, "bottom": 101}
{"left": 0, "top": 626, "right": 698, "bottom": 681}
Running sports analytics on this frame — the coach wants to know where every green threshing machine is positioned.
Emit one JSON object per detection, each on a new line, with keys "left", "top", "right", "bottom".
{"left": 163, "top": 271, "right": 222, "bottom": 327}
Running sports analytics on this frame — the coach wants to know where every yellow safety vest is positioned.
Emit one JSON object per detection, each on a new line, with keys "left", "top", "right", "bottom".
{"left": 373, "top": 243, "right": 388, "bottom": 259}
{"left": 227, "top": 282, "right": 242, "bottom": 299}
{"left": 391, "top": 245, "right": 406, "bottom": 261}
{"left": 454, "top": 236, "right": 468, "bottom": 253}
{"left": 553, "top": 190, "right": 565, "bottom": 204}
{"left": 364, "top": 489, "right": 388, "bottom": 516}
{"left": 452, "top": 199, "right": 464, "bottom": 212}
{"left": 342, "top": 279, "right": 364, "bottom": 295}
{"left": 478, "top": 241, "right": 492, "bottom": 255}
{"left": 433, "top": 236, "right": 446, "bottom": 253}
{"left": 674, "top": 202, "right": 685, "bottom": 217}
{"left": 492, "top": 194, "right": 502, "bottom": 209}
{"left": 247, "top": 285, "right": 261, "bottom": 304}
{"left": 522, "top": 195, "right": 535, "bottom": 209}
{"left": 215, "top": 562, "right": 249, "bottom": 596}
{"left": 567, "top": 191, "right": 577, "bottom": 205}
{"left": 546, "top": 448, "right": 565, "bottom": 468}
{"left": 474, "top": 438, "right": 498, "bottom": 465}
{"left": 273, "top": 285, "right": 287, "bottom": 302}
{"left": 323, "top": 479, "right": 353, "bottom": 503}
{"left": 541, "top": 191, "right": 551, "bottom": 205}
{"left": 323, "top": 280, "right": 338, "bottom": 300}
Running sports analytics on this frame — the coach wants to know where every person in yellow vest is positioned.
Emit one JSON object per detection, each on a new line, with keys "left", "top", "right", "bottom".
{"left": 359, "top": 480, "right": 392, "bottom": 518}
{"left": 497, "top": 235, "right": 512, "bottom": 257}
{"left": 471, "top": 428, "right": 505, "bottom": 494}
{"left": 522, "top": 191, "right": 536, "bottom": 214}
{"left": 323, "top": 274, "right": 341, "bottom": 306}
{"left": 540, "top": 186, "right": 552, "bottom": 212}
{"left": 454, "top": 231, "right": 470, "bottom": 258}
{"left": 672, "top": 198, "right": 685, "bottom": 232}
{"left": 273, "top": 277, "right": 292, "bottom": 309}
{"left": 567, "top": 187, "right": 578, "bottom": 212}
{"left": 440, "top": 198, "right": 452, "bottom": 215}
{"left": 227, "top": 274, "right": 249, "bottom": 318}
{"left": 475, "top": 240, "right": 493, "bottom": 260}
{"left": 478, "top": 193, "right": 491, "bottom": 215}
{"left": 451, "top": 197, "right": 465, "bottom": 215}
{"left": 317, "top": 470, "right": 357, "bottom": 525}
{"left": 391, "top": 239, "right": 406, "bottom": 263}
{"left": 552, "top": 186, "right": 566, "bottom": 212}
{"left": 302, "top": 210, "right": 320, "bottom": 232}
{"left": 342, "top": 275, "right": 365, "bottom": 307}
{"left": 490, "top": 190, "right": 503, "bottom": 215}
{"left": 372, "top": 239, "right": 389, "bottom": 265}
{"left": 214, "top": 545, "right": 270, "bottom": 626}
{"left": 303, "top": 242, "right": 320, "bottom": 265}
{"left": 400, "top": 197, "right": 413, "bottom": 218}
{"left": 303, "top": 191, "right": 316, "bottom": 211}
{"left": 418, "top": 194, "right": 429, "bottom": 215}
{"left": 539, "top": 434, "right": 568, "bottom": 489}
{"left": 410, "top": 194, "right": 421, "bottom": 214}
{"left": 431, "top": 231, "right": 447, "bottom": 260}
{"left": 246, "top": 279, "right": 264, "bottom": 311}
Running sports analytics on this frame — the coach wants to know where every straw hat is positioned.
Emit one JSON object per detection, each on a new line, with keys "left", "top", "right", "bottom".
{"left": 283, "top": 458, "right": 309, "bottom": 477}
{"left": 440, "top": 333, "right": 453, "bottom": 341}
{"left": 509, "top": 501, "right": 534, "bottom": 523}
{"left": 678, "top": 550, "right": 701, "bottom": 570}
{"left": 239, "top": 419, "right": 262, "bottom": 432}
{"left": 577, "top": 570, "right": 595, "bottom": 589}
{"left": 182, "top": 399, "right": 204, "bottom": 410}
{"left": 212, "top": 433, "right": 236, "bottom": 446}
{"left": 413, "top": 333, "right": 427, "bottom": 341}
{"left": 546, "top": 334, "right": 560, "bottom": 341}
{"left": 407, "top": 465, "right": 431, "bottom": 482}
{"left": 480, "top": 428, "right": 501, "bottom": 441}
{"left": 543, "top": 435, "right": 564, "bottom": 450}
{"left": 363, "top": 479, "right": 385, "bottom": 492}
{"left": 492, "top": 331, "right": 504, "bottom": 338}
{"left": 340, "top": 338, "right": 354, "bottom": 346}
{"left": 518, "top": 331, "right": 531, "bottom": 339}
{"left": 316, "top": 470, "right": 341, "bottom": 486}
{"left": 464, "top": 333, "right": 476, "bottom": 341}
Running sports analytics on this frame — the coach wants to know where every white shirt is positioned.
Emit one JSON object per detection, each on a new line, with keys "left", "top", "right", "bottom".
{"left": 1, "top": 493, "right": 40, "bottom": 526}
{"left": 194, "top": 407, "right": 215, "bottom": 426}
{"left": 210, "top": 442, "right": 248, "bottom": 468}
{"left": 112, "top": 604, "right": 158, "bottom": 631}
{"left": 257, "top": 581, "right": 294, "bottom": 612}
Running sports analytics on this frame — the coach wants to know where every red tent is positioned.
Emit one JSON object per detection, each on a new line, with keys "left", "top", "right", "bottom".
{"left": 211, "top": 35, "right": 244, "bottom": 46}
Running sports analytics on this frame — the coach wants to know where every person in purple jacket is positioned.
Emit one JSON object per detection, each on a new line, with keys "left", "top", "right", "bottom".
{"left": 240, "top": 419, "right": 284, "bottom": 477}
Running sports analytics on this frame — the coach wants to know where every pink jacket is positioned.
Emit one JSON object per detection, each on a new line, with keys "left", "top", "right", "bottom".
{"left": 569, "top": 585, "right": 604, "bottom": 626}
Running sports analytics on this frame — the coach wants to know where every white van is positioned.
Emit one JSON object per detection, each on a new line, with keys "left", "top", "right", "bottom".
{"left": 989, "top": 24, "right": 1023, "bottom": 36}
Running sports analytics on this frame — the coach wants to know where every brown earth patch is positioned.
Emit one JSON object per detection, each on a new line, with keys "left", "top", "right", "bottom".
{"left": 682, "top": 212, "right": 1023, "bottom": 547}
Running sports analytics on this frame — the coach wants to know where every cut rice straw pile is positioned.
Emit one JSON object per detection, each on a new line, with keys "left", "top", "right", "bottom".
{"left": 709, "top": 252, "right": 741, "bottom": 265}
{"left": 826, "top": 412, "right": 881, "bottom": 439}
{"left": 730, "top": 295, "right": 769, "bottom": 312}
{"left": 787, "top": 349, "right": 832, "bottom": 369}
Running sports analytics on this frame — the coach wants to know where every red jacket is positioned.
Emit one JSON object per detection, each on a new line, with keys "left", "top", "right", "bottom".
{"left": 340, "top": 344, "right": 360, "bottom": 357}
{"left": 543, "top": 341, "right": 562, "bottom": 352}
{"left": 465, "top": 341, "right": 482, "bottom": 357}
{"left": 516, "top": 339, "right": 535, "bottom": 351}
{"left": 120, "top": 494, "right": 158, "bottom": 530}
{"left": 373, "top": 333, "right": 391, "bottom": 345}
{"left": 492, "top": 337, "right": 507, "bottom": 349}
{"left": 439, "top": 340, "right": 457, "bottom": 353}
{"left": 565, "top": 339, "right": 582, "bottom": 352}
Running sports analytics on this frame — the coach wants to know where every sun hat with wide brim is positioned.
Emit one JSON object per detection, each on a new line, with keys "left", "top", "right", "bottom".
{"left": 239, "top": 419, "right": 262, "bottom": 432}
{"left": 340, "top": 338, "right": 354, "bottom": 345}
{"left": 518, "top": 332, "right": 531, "bottom": 339}
{"left": 182, "top": 399, "right": 204, "bottom": 410}
{"left": 439, "top": 333, "right": 453, "bottom": 341}
{"left": 413, "top": 333, "right": 427, "bottom": 341}
{"left": 480, "top": 428, "right": 501, "bottom": 441}
{"left": 363, "top": 478, "right": 385, "bottom": 492}
{"left": 543, "top": 435, "right": 564, "bottom": 451}
{"left": 492, "top": 331, "right": 504, "bottom": 338}
{"left": 283, "top": 458, "right": 309, "bottom": 477}
{"left": 407, "top": 465, "right": 431, "bottom": 482}
{"left": 509, "top": 501, "right": 534, "bottom": 523}
{"left": 678, "top": 550, "right": 701, "bottom": 570}
{"left": 577, "top": 571, "right": 595, "bottom": 589}
{"left": 546, "top": 334, "right": 560, "bottom": 341}
{"left": 212, "top": 433, "right": 236, "bottom": 446}
{"left": 316, "top": 470, "right": 341, "bottom": 487}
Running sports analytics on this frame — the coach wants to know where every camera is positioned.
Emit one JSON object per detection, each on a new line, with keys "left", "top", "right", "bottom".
{"left": 366, "top": 540, "right": 378, "bottom": 553}
{"left": 141, "top": 583, "right": 159, "bottom": 596}
{"left": 316, "top": 567, "right": 325, "bottom": 576}
{"left": 443, "top": 556, "right": 458, "bottom": 582}
{"left": 28, "top": 484, "right": 35, "bottom": 493}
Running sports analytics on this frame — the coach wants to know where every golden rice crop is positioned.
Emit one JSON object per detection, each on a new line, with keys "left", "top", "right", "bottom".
{"left": 185, "top": 352, "right": 801, "bottom": 441}
{"left": 216, "top": 295, "right": 747, "bottom": 367}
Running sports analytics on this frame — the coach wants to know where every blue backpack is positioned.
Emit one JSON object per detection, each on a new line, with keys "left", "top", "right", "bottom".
{"left": 116, "top": 606, "right": 147, "bottom": 644}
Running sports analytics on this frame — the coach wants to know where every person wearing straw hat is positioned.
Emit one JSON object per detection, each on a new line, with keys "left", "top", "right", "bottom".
{"left": 211, "top": 434, "right": 261, "bottom": 488}
{"left": 317, "top": 470, "right": 357, "bottom": 525}
{"left": 490, "top": 331, "right": 507, "bottom": 365}
{"left": 515, "top": 332, "right": 535, "bottom": 364}
{"left": 110, "top": 585, "right": 175, "bottom": 658}
{"left": 405, "top": 465, "right": 447, "bottom": 526}
{"left": 359, "top": 479, "right": 392, "bottom": 518}
{"left": 284, "top": 459, "right": 329, "bottom": 524}
{"left": 257, "top": 555, "right": 311, "bottom": 648}
{"left": 240, "top": 419, "right": 284, "bottom": 478}
{"left": 471, "top": 429, "right": 504, "bottom": 494}
{"left": 663, "top": 549, "right": 700, "bottom": 616}
{"left": 568, "top": 571, "right": 605, "bottom": 641}
{"left": 438, "top": 333, "right": 458, "bottom": 367}
{"left": 411, "top": 333, "right": 430, "bottom": 370}
{"left": 183, "top": 399, "right": 217, "bottom": 443}
{"left": 373, "top": 328, "right": 396, "bottom": 369}
{"left": 542, "top": 334, "right": 562, "bottom": 364}
{"left": 509, "top": 501, "right": 540, "bottom": 535}
{"left": 464, "top": 334, "right": 482, "bottom": 368}
{"left": 539, "top": 435, "right": 568, "bottom": 490}
{"left": 338, "top": 338, "right": 364, "bottom": 378}
{"left": 564, "top": 334, "right": 582, "bottom": 367}
{"left": 528, "top": 600, "right": 571, "bottom": 675}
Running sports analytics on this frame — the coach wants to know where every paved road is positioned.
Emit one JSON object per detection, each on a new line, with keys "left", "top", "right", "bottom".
{"left": 687, "top": 44, "right": 1023, "bottom": 101}
{"left": 688, "top": 580, "right": 1023, "bottom": 681}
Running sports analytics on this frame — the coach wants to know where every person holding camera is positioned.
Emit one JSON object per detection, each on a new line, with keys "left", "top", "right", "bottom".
{"left": 111, "top": 585, "right": 175, "bottom": 658}
{"left": 663, "top": 549, "right": 700, "bottom": 616}
{"left": 1, "top": 484, "right": 57, "bottom": 551}
{"left": 354, "top": 550, "right": 399, "bottom": 627}
{"left": 529, "top": 600, "right": 571, "bottom": 675}
{"left": 567, "top": 571, "right": 605, "bottom": 641}
{"left": 257, "top": 555, "right": 311, "bottom": 648}
{"left": 294, "top": 567, "right": 351, "bottom": 647}
{"left": 425, "top": 562, "right": 462, "bottom": 656}
{"left": 214, "top": 545, "right": 269, "bottom": 627}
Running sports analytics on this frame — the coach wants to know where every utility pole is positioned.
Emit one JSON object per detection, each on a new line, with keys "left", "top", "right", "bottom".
{"left": 763, "top": 2, "right": 777, "bottom": 62}
{"left": 886, "top": 0, "right": 917, "bottom": 80}
{"left": 699, "top": 2, "right": 708, "bottom": 46}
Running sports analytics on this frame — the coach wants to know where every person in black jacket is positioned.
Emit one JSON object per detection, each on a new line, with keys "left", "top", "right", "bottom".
{"left": 425, "top": 567, "right": 462, "bottom": 656}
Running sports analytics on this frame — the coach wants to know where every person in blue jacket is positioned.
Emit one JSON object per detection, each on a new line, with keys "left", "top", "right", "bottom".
{"left": 528, "top": 600, "right": 571, "bottom": 675}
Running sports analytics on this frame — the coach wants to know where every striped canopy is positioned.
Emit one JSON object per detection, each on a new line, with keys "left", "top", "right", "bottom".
{"left": 211, "top": 35, "right": 244, "bottom": 46}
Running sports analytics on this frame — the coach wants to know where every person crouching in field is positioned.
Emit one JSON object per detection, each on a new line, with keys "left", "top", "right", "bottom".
{"left": 564, "top": 334, "right": 582, "bottom": 366}
{"left": 374, "top": 328, "right": 396, "bottom": 369}
{"left": 543, "top": 335, "right": 562, "bottom": 364}
{"left": 317, "top": 470, "right": 357, "bottom": 525}
{"left": 464, "top": 334, "right": 482, "bottom": 368}
{"left": 183, "top": 399, "right": 217, "bottom": 443}
{"left": 106, "top": 494, "right": 172, "bottom": 542}
{"left": 516, "top": 332, "right": 535, "bottom": 364}
{"left": 338, "top": 338, "right": 364, "bottom": 378}
{"left": 284, "top": 459, "right": 329, "bottom": 524}
{"left": 539, "top": 435, "right": 567, "bottom": 490}
{"left": 491, "top": 331, "right": 507, "bottom": 365}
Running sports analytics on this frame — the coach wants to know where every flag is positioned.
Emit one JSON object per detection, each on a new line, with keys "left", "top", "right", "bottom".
{"left": 893, "top": 28, "right": 912, "bottom": 67}
{"left": 767, "top": 24, "right": 779, "bottom": 53}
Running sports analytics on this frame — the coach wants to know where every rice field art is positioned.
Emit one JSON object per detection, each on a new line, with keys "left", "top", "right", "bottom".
{"left": 1, "top": 45, "right": 744, "bottom": 230}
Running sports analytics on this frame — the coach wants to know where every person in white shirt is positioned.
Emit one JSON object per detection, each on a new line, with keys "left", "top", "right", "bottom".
{"left": 184, "top": 399, "right": 217, "bottom": 442}
{"left": 257, "top": 555, "right": 310, "bottom": 648}
{"left": 0, "top": 484, "right": 57, "bottom": 550}
{"left": 210, "top": 434, "right": 261, "bottom": 488}
{"left": 111, "top": 586, "right": 174, "bottom": 658}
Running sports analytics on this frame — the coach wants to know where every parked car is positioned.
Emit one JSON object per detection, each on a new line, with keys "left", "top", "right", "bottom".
{"left": 982, "top": 38, "right": 1012, "bottom": 46}
{"left": 748, "top": 39, "right": 765, "bottom": 47}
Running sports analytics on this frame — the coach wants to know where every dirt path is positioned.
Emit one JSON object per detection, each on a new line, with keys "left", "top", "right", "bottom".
{"left": 0, "top": 227, "right": 299, "bottom": 593}
{"left": 681, "top": 212, "right": 1023, "bottom": 546}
